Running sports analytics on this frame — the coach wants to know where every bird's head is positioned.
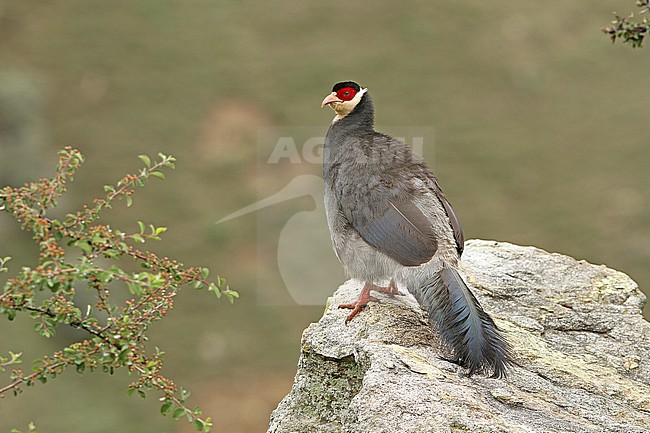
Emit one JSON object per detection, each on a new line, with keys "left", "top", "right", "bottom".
{"left": 321, "top": 81, "right": 368, "bottom": 119}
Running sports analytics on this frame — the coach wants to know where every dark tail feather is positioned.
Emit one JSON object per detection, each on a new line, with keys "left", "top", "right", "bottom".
{"left": 409, "top": 262, "right": 511, "bottom": 378}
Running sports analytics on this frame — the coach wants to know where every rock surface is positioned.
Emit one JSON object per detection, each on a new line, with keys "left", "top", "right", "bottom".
{"left": 267, "top": 240, "right": 649, "bottom": 433}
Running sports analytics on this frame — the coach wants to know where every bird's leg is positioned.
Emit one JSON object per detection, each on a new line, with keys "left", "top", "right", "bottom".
{"left": 339, "top": 280, "right": 402, "bottom": 323}
{"left": 377, "top": 279, "right": 403, "bottom": 296}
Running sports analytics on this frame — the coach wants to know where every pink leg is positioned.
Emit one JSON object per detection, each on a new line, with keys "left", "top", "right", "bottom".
{"left": 379, "top": 280, "right": 402, "bottom": 296}
{"left": 339, "top": 280, "right": 402, "bottom": 323}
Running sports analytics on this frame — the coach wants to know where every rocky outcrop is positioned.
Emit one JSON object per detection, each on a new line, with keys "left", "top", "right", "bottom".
{"left": 267, "top": 240, "right": 649, "bottom": 433}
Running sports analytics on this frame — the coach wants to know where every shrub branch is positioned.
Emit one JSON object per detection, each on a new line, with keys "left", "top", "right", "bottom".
{"left": 0, "top": 147, "right": 235, "bottom": 432}
{"left": 603, "top": 0, "right": 650, "bottom": 47}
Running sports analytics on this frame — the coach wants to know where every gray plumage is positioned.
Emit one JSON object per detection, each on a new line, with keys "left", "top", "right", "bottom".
{"left": 322, "top": 82, "right": 511, "bottom": 377}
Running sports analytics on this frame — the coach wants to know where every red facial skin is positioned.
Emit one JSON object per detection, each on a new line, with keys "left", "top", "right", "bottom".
{"left": 321, "top": 86, "right": 360, "bottom": 108}
{"left": 336, "top": 87, "right": 357, "bottom": 101}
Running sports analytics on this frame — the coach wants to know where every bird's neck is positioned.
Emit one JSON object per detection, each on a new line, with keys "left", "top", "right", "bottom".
{"left": 323, "top": 94, "right": 376, "bottom": 175}
{"left": 333, "top": 93, "right": 375, "bottom": 131}
{"left": 326, "top": 94, "right": 375, "bottom": 145}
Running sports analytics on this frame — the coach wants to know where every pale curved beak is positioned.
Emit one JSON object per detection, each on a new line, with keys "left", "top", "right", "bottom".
{"left": 321, "top": 92, "right": 342, "bottom": 108}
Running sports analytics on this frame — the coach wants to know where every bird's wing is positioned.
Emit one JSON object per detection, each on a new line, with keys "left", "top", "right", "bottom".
{"left": 428, "top": 177, "right": 464, "bottom": 256}
{"left": 348, "top": 194, "right": 438, "bottom": 267}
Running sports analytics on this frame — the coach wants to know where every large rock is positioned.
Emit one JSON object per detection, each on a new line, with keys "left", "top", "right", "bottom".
{"left": 267, "top": 240, "right": 649, "bottom": 433}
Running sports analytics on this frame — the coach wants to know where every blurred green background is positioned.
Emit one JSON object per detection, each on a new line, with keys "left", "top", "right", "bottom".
{"left": 1, "top": 1, "right": 648, "bottom": 432}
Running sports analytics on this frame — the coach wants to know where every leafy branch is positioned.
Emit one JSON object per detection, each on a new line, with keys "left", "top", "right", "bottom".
{"left": 0, "top": 147, "right": 238, "bottom": 431}
{"left": 603, "top": 0, "right": 650, "bottom": 48}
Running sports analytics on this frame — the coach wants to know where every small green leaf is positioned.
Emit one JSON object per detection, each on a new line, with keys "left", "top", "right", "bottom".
{"left": 225, "top": 291, "right": 238, "bottom": 304}
{"left": 208, "top": 283, "right": 221, "bottom": 298}
{"left": 160, "top": 401, "right": 173, "bottom": 415}
{"left": 118, "top": 348, "right": 130, "bottom": 363}
{"left": 150, "top": 171, "right": 166, "bottom": 180}
{"left": 0, "top": 256, "right": 10, "bottom": 272}
{"left": 74, "top": 240, "right": 92, "bottom": 254}
{"left": 138, "top": 154, "right": 152, "bottom": 167}
{"left": 126, "top": 195, "right": 133, "bottom": 207}
{"left": 154, "top": 226, "right": 167, "bottom": 236}
{"left": 137, "top": 221, "right": 145, "bottom": 234}
{"left": 172, "top": 408, "right": 185, "bottom": 420}
{"left": 126, "top": 282, "right": 143, "bottom": 297}
{"left": 193, "top": 420, "right": 204, "bottom": 431}
{"left": 180, "top": 387, "right": 190, "bottom": 400}
{"left": 204, "top": 417, "right": 213, "bottom": 432}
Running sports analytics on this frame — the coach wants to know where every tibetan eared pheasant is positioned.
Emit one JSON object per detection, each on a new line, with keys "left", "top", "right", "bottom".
{"left": 321, "top": 81, "right": 511, "bottom": 378}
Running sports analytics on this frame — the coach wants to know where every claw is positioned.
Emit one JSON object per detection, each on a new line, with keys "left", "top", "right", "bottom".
{"left": 382, "top": 280, "right": 403, "bottom": 296}
{"left": 339, "top": 294, "right": 379, "bottom": 323}
{"left": 338, "top": 280, "right": 402, "bottom": 323}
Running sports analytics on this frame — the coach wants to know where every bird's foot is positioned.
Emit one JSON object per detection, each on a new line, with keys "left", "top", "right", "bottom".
{"left": 339, "top": 283, "right": 379, "bottom": 323}
{"left": 339, "top": 281, "right": 402, "bottom": 323}
{"left": 375, "top": 280, "right": 403, "bottom": 296}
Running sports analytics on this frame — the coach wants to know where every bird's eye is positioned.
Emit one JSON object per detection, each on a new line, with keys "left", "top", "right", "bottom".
{"left": 336, "top": 87, "right": 357, "bottom": 101}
